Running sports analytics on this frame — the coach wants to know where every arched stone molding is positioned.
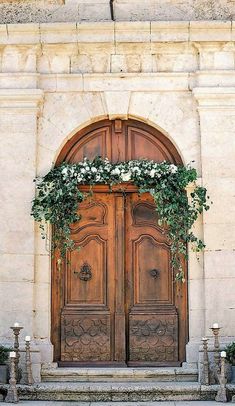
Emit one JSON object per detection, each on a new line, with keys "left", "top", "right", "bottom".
{"left": 37, "top": 90, "right": 200, "bottom": 175}
{"left": 35, "top": 89, "right": 203, "bottom": 367}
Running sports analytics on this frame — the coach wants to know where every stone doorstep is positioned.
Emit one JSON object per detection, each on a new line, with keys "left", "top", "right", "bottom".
{"left": 41, "top": 366, "right": 198, "bottom": 382}
{"left": 1, "top": 382, "right": 235, "bottom": 402}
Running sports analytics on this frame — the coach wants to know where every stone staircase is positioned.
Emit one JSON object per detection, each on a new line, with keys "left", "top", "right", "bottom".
{"left": 1, "top": 366, "right": 235, "bottom": 402}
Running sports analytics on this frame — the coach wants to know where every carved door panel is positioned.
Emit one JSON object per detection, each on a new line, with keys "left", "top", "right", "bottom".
{"left": 125, "top": 192, "right": 181, "bottom": 366}
{"left": 58, "top": 192, "right": 125, "bottom": 366}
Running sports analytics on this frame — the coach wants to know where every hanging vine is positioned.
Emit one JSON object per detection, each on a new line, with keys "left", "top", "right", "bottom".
{"left": 31, "top": 156, "right": 210, "bottom": 281}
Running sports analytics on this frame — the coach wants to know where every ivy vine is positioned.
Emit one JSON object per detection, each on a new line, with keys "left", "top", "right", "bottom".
{"left": 31, "top": 156, "right": 210, "bottom": 281}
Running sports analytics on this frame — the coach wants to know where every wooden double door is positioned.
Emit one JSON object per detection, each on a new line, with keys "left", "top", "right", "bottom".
{"left": 52, "top": 119, "right": 187, "bottom": 366}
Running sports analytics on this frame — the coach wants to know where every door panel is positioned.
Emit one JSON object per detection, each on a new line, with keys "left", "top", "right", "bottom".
{"left": 60, "top": 193, "right": 116, "bottom": 364}
{"left": 125, "top": 193, "right": 179, "bottom": 366}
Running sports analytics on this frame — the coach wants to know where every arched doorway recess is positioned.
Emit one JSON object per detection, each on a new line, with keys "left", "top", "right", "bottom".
{"left": 52, "top": 119, "right": 188, "bottom": 367}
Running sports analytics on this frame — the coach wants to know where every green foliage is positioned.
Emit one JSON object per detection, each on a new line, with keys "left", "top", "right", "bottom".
{"left": 0, "top": 345, "right": 11, "bottom": 364}
{"left": 225, "top": 341, "right": 235, "bottom": 365}
{"left": 31, "top": 157, "right": 210, "bottom": 281}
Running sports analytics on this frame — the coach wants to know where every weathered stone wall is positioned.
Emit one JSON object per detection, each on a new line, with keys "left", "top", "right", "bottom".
{"left": 0, "top": 0, "right": 235, "bottom": 23}
{"left": 0, "top": 21, "right": 235, "bottom": 379}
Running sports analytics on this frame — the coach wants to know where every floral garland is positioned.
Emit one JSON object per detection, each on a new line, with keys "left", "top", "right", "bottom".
{"left": 31, "top": 156, "right": 210, "bottom": 281}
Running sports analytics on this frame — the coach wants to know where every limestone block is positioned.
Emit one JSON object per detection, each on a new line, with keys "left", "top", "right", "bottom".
{"left": 188, "top": 309, "right": 205, "bottom": 339}
{"left": 190, "top": 21, "right": 232, "bottom": 42}
{"left": 81, "top": 92, "right": 107, "bottom": 119}
{"left": 35, "top": 225, "right": 52, "bottom": 256}
{"left": 55, "top": 73, "right": 83, "bottom": 91}
{"left": 188, "top": 246, "right": 204, "bottom": 281}
{"left": 188, "top": 279, "right": 205, "bottom": 310}
{"left": 0, "top": 254, "right": 34, "bottom": 283}
{"left": 1, "top": 45, "right": 37, "bottom": 73}
{"left": 0, "top": 310, "right": 33, "bottom": 339}
{"left": 202, "top": 178, "right": 235, "bottom": 224}
{"left": 37, "top": 144, "right": 55, "bottom": 177}
{"left": 116, "top": 42, "right": 151, "bottom": 55}
{"left": 77, "top": 22, "right": 114, "bottom": 43}
{"left": 114, "top": 1, "right": 155, "bottom": 22}
{"left": 151, "top": 21, "right": 189, "bottom": 42}
{"left": 195, "top": 71, "right": 235, "bottom": 88}
{"left": 83, "top": 73, "right": 189, "bottom": 91}
{"left": 35, "top": 282, "right": 50, "bottom": 313}
{"left": 214, "top": 51, "right": 235, "bottom": 70}
{"left": 204, "top": 278, "right": 235, "bottom": 335}
{"left": 152, "top": 45, "right": 198, "bottom": 72}
{"left": 115, "top": 21, "right": 151, "bottom": 43}
{"left": 0, "top": 73, "right": 38, "bottom": 89}
{"left": 34, "top": 310, "right": 51, "bottom": 339}
{"left": 204, "top": 250, "right": 235, "bottom": 279}
{"left": 0, "top": 25, "right": 7, "bottom": 44}
{"left": 0, "top": 282, "right": 33, "bottom": 313}
{"left": 39, "top": 74, "right": 57, "bottom": 91}
{"left": 71, "top": 54, "right": 110, "bottom": 73}
{"left": 104, "top": 91, "right": 130, "bottom": 119}
{"left": 40, "top": 22, "right": 77, "bottom": 44}
{"left": 38, "top": 53, "right": 70, "bottom": 74}
{"left": 111, "top": 54, "right": 141, "bottom": 73}
{"left": 39, "top": 93, "right": 90, "bottom": 149}
{"left": 35, "top": 254, "right": 51, "bottom": 284}
{"left": 78, "top": 43, "right": 115, "bottom": 55}
{"left": 5, "top": 23, "right": 40, "bottom": 45}
{"left": 78, "top": 2, "right": 111, "bottom": 21}
{"left": 204, "top": 223, "right": 235, "bottom": 250}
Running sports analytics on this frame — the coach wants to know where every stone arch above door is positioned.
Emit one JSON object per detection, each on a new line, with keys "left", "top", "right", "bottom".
{"left": 56, "top": 119, "right": 183, "bottom": 165}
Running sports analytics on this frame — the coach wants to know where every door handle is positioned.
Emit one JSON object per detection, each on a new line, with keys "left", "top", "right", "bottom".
{"left": 149, "top": 269, "right": 160, "bottom": 278}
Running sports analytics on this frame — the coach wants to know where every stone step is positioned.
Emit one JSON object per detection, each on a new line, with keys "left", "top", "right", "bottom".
{"left": 41, "top": 367, "right": 198, "bottom": 383}
{"left": 1, "top": 382, "right": 235, "bottom": 402}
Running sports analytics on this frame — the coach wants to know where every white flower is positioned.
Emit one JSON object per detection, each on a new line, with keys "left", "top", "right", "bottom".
{"left": 85, "top": 166, "right": 90, "bottom": 171}
{"left": 61, "top": 167, "right": 68, "bottom": 175}
{"left": 170, "top": 164, "right": 177, "bottom": 174}
{"left": 111, "top": 168, "right": 121, "bottom": 176}
{"left": 150, "top": 169, "right": 156, "bottom": 178}
{"left": 121, "top": 172, "right": 131, "bottom": 182}
{"left": 80, "top": 168, "right": 86, "bottom": 173}
{"left": 91, "top": 167, "right": 97, "bottom": 173}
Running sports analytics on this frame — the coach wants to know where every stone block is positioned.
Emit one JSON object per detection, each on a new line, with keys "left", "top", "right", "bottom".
{"left": 78, "top": 3, "right": 111, "bottom": 21}
{"left": 203, "top": 223, "right": 235, "bottom": 251}
{"left": 190, "top": 21, "right": 232, "bottom": 42}
{"left": 115, "top": 21, "right": 150, "bottom": 43}
{"left": 0, "top": 281, "right": 33, "bottom": 313}
{"left": 0, "top": 309, "right": 33, "bottom": 339}
{"left": 35, "top": 254, "right": 51, "bottom": 284}
{"left": 214, "top": 51, "right": 235, "bottom": 70}
{"left": 40, "top": 22, "right": 77, "bottom": 44}
{"left": 0, "top": 254, "right": 34, "bottom": 282}
{"left": 2, "top": 45, "right": 38, "bottom": 73}
{"left": 81, "top": 92, "right": 107, "bottom": 119}
{"left": 151, "top": 21, "right": 189, "bottom": 42}
{"left": 78, "top": 42, "right": 115, "bottom": 55}
{"left": 204, "top": 250, "right": 235, "bottom": 280}
{"left": 104, "top": 91, "right": 130, "bottom": 119}
{"left": 38, "top": 53, "right": 70, "bottom": 74}
{"left": 6, "top": 23, "right": 40, "bottom": 44}
{"left": 188, "top": 279, "right": 205, "bottom": 311}
{"left": 115, "top": 42, "right": 151, "bottom": 55}
{"left": 77, "top": 22, "right": 114, "bottom": 43}
{"left": 111, "top": 54, "right": 141, "bottom": 73}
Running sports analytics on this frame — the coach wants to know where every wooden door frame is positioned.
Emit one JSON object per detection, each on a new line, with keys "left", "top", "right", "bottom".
{"left": 51, "top": 118, "right": 188, "bottom": 364}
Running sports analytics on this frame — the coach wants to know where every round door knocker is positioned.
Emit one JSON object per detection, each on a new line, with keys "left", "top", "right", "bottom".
{"left": 74, "top": 262, "right": 92, "bottom": 281}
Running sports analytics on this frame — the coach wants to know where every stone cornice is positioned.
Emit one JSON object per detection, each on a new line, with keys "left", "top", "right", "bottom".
{"left": 0, "top": 89, "right": 44, "bottom": 110}
{"left": 0, "top": 21, "right": 234, "bottom": 45}
{"left": 193, "top": 87, "right": 235, "bottom": 109}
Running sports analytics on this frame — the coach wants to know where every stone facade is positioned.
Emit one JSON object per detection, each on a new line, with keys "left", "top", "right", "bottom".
{"left": 0, "top": 6, "right": 235, "bottom": 381}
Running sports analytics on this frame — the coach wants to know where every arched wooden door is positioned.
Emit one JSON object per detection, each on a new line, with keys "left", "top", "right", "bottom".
{"left": 52, "top": 119, "right": 188, "bottom": 366}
